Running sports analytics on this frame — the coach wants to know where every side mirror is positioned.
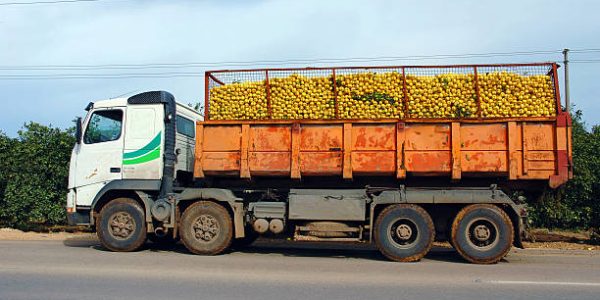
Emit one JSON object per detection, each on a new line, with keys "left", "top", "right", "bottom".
{"left": 75, "top": 117, "right": 83, "bottom": 144}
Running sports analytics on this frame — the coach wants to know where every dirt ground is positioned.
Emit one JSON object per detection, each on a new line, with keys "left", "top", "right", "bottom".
{"left": 1, "top": 227, "right": 598, "bottom": 251}
{"left": 0, "top": 228, "right": 96, "bottom": 241}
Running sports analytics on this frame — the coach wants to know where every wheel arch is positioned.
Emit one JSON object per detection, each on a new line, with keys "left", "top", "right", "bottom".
{"left": 89, "top": 179, "right": 160, "bottom": 225}
{"left": 498, "top": 203, "right": 526, "bottom": 249}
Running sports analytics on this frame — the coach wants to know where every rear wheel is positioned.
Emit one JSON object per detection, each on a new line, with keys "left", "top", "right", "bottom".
{"left": 374, "top": 204, "right": 435, "bottom": 262}
{"left": 180, "top": 201, "right": 233, "bottom": 255}
{"left": 451, "top": 204, "right": 514, "bottom": 264}
{"left": 96, "top": 198, "right": 147, "bottom": 252}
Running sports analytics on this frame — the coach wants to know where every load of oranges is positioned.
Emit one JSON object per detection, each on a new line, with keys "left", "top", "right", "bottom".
{"left": 208, "top": 71, "right": 556, "bottom": 120}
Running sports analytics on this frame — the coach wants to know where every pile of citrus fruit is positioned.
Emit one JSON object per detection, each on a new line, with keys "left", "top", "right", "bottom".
{"left": 478, "top": 73, "right": 556, "bottom": 118}
{"left": 270, "top": 74, "right": 335, "bottom": 119}
{"left": 208, "top": 71, "right": 556, "bottom": 120}
{"left": 208, "top": 81, "right": 267, "bottom": 120}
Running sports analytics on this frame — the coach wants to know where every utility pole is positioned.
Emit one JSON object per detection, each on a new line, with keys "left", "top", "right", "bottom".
{"left": 562, "top": 48, "right": 570, "bottom": 112}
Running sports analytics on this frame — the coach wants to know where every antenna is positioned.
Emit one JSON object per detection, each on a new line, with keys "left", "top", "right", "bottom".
{"left": 111, "top": 89, "right": 139, "bottom": 99}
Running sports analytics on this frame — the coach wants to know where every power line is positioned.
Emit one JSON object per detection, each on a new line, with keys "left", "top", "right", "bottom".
{"left": 0, "top": 72, "right": 205, "bottom": 80}
{"left": 0, "top": 0, "right": 103, "bottom": 6}
{"left": 0, "top": 49, "right": 564, "bottom": 71}
{"left": 571, "top": 59, "right": 600, "bottom": 62}
{"left": 2, "top": 48, "right": 598, "bottom": 80}
{"left": 569, "top": 49, "right": 600, "bottom": 53}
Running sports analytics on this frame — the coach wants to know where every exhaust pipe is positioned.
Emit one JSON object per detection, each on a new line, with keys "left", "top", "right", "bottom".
{"left": 154, "top": 227, "right": 168, "bottom": 238}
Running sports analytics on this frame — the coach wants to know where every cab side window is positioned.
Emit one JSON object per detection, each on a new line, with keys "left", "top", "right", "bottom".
{"left": 176, "top": 115, "right": 195, "bottom": 138}
{"left": 84, "top": 110, "right": 123, "bottom": 144}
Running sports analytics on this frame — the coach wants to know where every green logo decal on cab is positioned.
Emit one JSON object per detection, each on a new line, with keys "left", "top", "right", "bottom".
{"left": 123, "top": 132, "right": 161, "bottom": 165}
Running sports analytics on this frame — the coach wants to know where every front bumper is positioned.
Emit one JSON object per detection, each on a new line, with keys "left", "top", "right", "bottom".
{"left": 67, "top": 208, "right": 91, "bottom": 226}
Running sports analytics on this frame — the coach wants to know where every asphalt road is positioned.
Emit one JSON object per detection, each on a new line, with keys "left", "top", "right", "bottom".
{"left": 1, "top": 239, "right": 599, "bottom": 300}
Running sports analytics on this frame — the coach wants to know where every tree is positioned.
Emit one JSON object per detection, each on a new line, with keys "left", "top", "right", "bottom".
{"left": 0, "top": 123, "right": 75, "bottom": 229}
{"left": 187, "top": 101, "right": 204, "bottom": 117}
{"left": 0, "top": 131, "right": 15, "bottom": 218}
{"left": 527, "top": 110, "right": 600, "bottom": 231}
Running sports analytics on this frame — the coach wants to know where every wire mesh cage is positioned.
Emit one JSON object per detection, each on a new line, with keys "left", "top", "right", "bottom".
{"left": 335, "top": 67, "right": 405, "bottom": 119}
{"left": 475, "top": 64, "right": 557, "bottom": 118}
{"left": 404, "top": 66, "right": 477, "bottom": 119}
{"left": 207, "top": 70, "right": 268, "bottom": 120}
{"left": 268, "top": 69, "right": 335, "bottom": 120}
{"left": 205, "top": 63, "right": 559, "bottom": 121}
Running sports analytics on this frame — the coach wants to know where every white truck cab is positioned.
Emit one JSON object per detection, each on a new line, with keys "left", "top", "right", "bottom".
{"left": 66, "top": 91, "right": 201, "bottom": 226}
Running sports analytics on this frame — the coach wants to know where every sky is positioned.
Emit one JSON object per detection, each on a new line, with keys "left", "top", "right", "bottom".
{"left": 0, "top": 0, "right": 599, "bottom": 136}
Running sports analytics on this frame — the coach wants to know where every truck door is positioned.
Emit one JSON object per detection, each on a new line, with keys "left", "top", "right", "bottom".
{"left": 74, "top": 107, "right": 125, "bottom": 204}
{"left": 122, "top": 105, "right": 164, "bottom": 180}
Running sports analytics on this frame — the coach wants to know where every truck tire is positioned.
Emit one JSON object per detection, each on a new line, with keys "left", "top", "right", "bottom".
{"left": 96, "top": 198, "right": 147, "bottom": 252}
{"left": 180, "top": 201, "right": 233, "bottom": 255}
{"left": 451, "top": 204, "right": 514, "bottom": 264}
{"left": 374, "top": 204, "right": 435, "bottom": 262}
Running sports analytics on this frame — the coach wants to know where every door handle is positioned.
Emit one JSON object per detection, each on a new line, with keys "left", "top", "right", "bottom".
{"left": 110, "top": 167, "right": 121, "bottom": 173}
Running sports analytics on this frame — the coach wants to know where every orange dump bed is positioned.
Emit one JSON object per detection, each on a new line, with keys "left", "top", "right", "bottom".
{"left": 195, "top": 63, "right": 572, "bottom": 188}
{"left": 194, "top": 114, "right": 572, "bottom": 188}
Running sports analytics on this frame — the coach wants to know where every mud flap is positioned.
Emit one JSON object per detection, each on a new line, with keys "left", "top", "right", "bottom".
{"left": 513, "top": 206, "right": 529, "bottom": 249}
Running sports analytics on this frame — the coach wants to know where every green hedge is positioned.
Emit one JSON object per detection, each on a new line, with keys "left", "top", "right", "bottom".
{"left": 526, "top": 110, "right": 600, "bottom": 230}
{"left": 0, "top": 123, "right": 74, "bottom": 230}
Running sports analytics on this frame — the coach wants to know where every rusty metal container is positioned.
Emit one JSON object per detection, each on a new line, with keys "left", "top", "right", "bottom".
{"left": 195, "top": 63, "right": 572, "bottom": 188}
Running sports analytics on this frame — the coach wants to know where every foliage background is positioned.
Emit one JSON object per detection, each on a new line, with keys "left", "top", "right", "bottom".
{"left": 526, "top": 110, "right": 600, "bottom": 231}
{"left": 0, "top": 111, "right": 598, "bottom": 232}
{"left": 0, "top": 123, "right": 74, "bottom": 230}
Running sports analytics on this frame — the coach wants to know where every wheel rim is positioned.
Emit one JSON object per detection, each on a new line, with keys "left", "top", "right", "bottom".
{"left": 192, "top": 214, "right": 220, "bottom": 243}
{"left": 108, "top": 212, "right": 136, "bottom": 240}
{"left": 465, "top": 218, "right": 499, "bottom": 250}
{"left": 388, "top": 218, "right": 419, "bottom": 248}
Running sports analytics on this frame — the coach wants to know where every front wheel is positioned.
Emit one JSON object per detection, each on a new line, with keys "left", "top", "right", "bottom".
{"left": 96, "top": 198, "right": 147, "bottom": 252}
{"left": 180, "top": 201, "right": 233, "bottom": 255}
{"left": 374, "top": 204, "right": 435, "bottom": 262}
{"left": 451, "top": 204, "right": 514, "bottom": 264}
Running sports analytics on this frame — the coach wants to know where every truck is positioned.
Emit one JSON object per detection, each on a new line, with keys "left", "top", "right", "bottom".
{"left": 66, "top": 62, "right": 573, "bottom": 264}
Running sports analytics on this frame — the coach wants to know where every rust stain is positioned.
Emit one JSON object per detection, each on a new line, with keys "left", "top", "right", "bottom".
{"left": 353, "top": 125, "right": 395, "bottom": 150}
{"left": 481, "top": 134, "right": 504, "bottom": 145}
{"left": 466, "top": 152, "right": 498, "bottom": 170}
{"left": 251, "top": 126, "right": 291, "bottom": 151}
{"left": 352, "top": 152, "right": 395, "bottom": 174}
{"left": 249, "top": 152, "right": 290, "bottom": 175}
{"left": 203, "top": 152, "right": 240, "bottom": 171}
{"left": 354, "top": 128, "right": 367, "bottom": 148}
{"left": 300, "top": 152, "right": 342, "bottom": 175}
{"left": 462, "top": 151, "right": 506, "bottom": 172}
{"left": 204, "top": 126, "right": 241, "bottom": 151}
{"left": 301, "top": 125, "right": 342, "bottom": 150}
{"left": 406, "top": 152, "right": 451, "bottom": 172}
{"left": 85, "top": 168, "right": 98, "bottom": 180}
